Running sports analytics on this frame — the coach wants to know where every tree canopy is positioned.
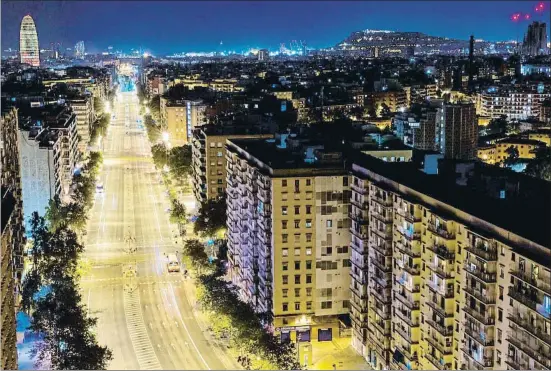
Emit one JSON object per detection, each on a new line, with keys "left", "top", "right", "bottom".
{"left": 194, "top": 197, "right": 227, "bottom": 237}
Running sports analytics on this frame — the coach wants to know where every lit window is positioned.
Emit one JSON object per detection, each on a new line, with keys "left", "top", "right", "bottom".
{"left": 282, "top": 206, "right": 288, "bottom": 215}
{"left": 326, "top": 220, "right": 333, "bottom": 228}
{"left": 305, "top": 220, "right": 312, "bottom": 228}
{"left": 295, "top": 302, "right": 300, "bottom": 311}
{"left": 282, "top": 248, "right": 288, "bottom": 257}
{"left": 294, "top": 248, "right": 301, "bottom": 256}
{"left": 306, "top": 248, "right": 312, "bottom": 256}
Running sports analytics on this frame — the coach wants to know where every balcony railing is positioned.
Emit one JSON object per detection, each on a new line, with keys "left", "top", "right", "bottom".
{"left": 427, "top": 223, "right": 455, "bottom": 240}
{"left": 510, "top": 270, "right": 551, "bottom": 295}
{"left": 426, "top": 279, "right": 454, "bottom": 298}
{"left": 349, "top": 211, "right": 368, "bottom": 224}
{"left": 464, "top": 286, "right": 496, "bottom": 305}
{"left": 372, "top": 191, "right": 392, "bottom": 206}
{"left": 464, "top": 265, "right": 497, "bottom": 283}
{"left": 394, "top": 306, "right": 419, "bottom": 327}
{"left": 463, "top": 306, "right": 495, "bottom": 326}
{"left": 428, "top": 263, "right": 454, "bottom": 279}
{"left": 508, "top": 314, "right": 551, "bottom": 346}
{"left": 425, "top": 334, "right": 453, "bottom": 355}
{"left": 370, "top": 239, "right": 393, "bottom": 256}
{"left": 427, "top": 244, "right": 455, "bottom": 261}
{"left": 371, "top": 210, "right": 392, "bottom": 223}
{"left": 425, "top": 352, "right": 449, "bottom": 370}
{"left": 427, "top": 319, "right": 453, "bottom": 337}
{"left": 508, "top": 286, "right": 542, "bottom": 314}
{"left": 395, "top": 239, "right": 421, "bottom": 258}
{"left": 461, "top": 348, "right": 494, "bottom": 368}
{"left": 371, "top": 287, "right": 392, "bottom": 303}
{"left": 396, "top": 226, "right": 421, "bottom": 241}
{"left": 426, "top": 300, "right": 453, "bottom": 319}
{"left": 464, "top": 323, "right": 495, "bottom": 346}
{"left": 465, "top": 243, "right": 497, "bottom": 261}
{"left": 395, "top": 324, "right": 417, "bottom": 344}
{"left": 395, "top": 290, "right": 420, "bottom": 311}
{"left": 508, "top": 334, "right": 551, "bottom": 368}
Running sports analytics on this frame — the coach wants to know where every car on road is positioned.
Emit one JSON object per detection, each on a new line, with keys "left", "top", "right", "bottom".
{"left": 167, "top": 254, "right": 180, "bottom": 273}
{"left": 96, "top": 182, "right": 104, "bottom": 194}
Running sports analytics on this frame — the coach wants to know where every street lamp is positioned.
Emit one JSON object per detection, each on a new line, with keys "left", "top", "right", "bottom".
{"left": 162, "top": 132, "right": 169, "bottom": 143}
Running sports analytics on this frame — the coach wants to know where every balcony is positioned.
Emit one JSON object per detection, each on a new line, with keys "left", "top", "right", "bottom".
{"left": 425, "top": 352, "right": 449, "bottom": 370}
{"left": 464, "top": 324, "right": 495, "bottom": 346}
{"left": 371, "top": 303, "right": 391, "bottom": 320}
{"left": 399, "top": 209, "right": 421, "bottom": 224}
{"left": 464, "top": 265, "right": 497, "bottom": 283}
{"left": 371, "top": 271, "right": 391, "bottom": 287}
{"left": 350, "top": 198, "right": 368, "bottom": 210}
{"left": 426, "top": 279, "right": 454, "bottom": 298}
{"left": 372, "top": 191, "right": 392, "bottom": 206}
{"left": 395, "top": 324, "right": 417, "bottom": 344}
{"left": 508, "top": 333, "right": 551, "bottom": 368}
{"left": 372, "top": 258, "right": 392, "bottom": 273}
{"left": 508, "top": 314, "right": 551, "bottom": 346}
{"left": 461, "top": 348, "right": 493, "bottom": 369}
{"left": 465, "top": 243, "right": 497, "bottom": 262}
{"left": 371, "top": 286, "right": 392, "bottom": 303}
{"left": 395, "top": 239, "right": 421, "bottom": 258}
{"left": 350, "top": 211, "right": 368, "bottom": 225}
{"left": 351, "top": 226, "right": 368, "bottom": 240}
{"left": 425, "top": 334, "right": 453, "bottom": 356}
{"left": 373, "top": 320, "right": 391, "bottom": 336}
{"left": 464, "top": 286, "right": 496, "bottom": 305}
{"left": 351, "top": 183, "right": 367, "bottom": 195}
{"left": 463, "top": 306, "right": 495, "bottom": 326}
{"left": 426, "top": 300, "right": 453, "bottom": 319}
{"left": 427, "top": 223, "right": 455, "bottom": 240}
{"left": 395, "top": 290, "right": 420, "bottom": 311}
{"left": 394, "top": 306, "right": 419, "bottom": 328}
{"left": 396, "top": 226, "right": 421, "bottom": 241}
{"left": 370, "top": 239, "right": 393, "bottom": 256}
{"left": 370, "top": 225, "right": 393, "bottom": 240}
{"left": 510, "top": 270, "right": 551, "bottom": 295}
{"left": 505, "top": 356, "right": 528, "bottom": 370}
{"left": 508, "top": 286, "right": 549, "bottom": 317}
{"left": 426, "top": 244, "right": 455, "bottom": 261}
{"left": 426, "top": 319, "right": 453, "bottom": 337}
{"left": 428, "top": 263, "right": 454, "bottom": 279}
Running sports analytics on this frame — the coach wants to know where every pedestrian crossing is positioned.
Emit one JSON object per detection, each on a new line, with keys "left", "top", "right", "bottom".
{"left": 123, "top": 290, "right": 162, "bottom": 370}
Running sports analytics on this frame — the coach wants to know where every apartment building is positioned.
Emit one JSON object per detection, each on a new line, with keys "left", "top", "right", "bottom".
{"left": 68, "top": 96, "right": 94, "bottom": 154}
{"left": 226, "top": 136, "right": 351, "bottom": 353}
{"left": 191, "top": 124, "right": 273, "bottom": 204}
{"left": 160, "top": 97, "right": 207, "bottom": 145}
{"left": 365, "top": 90, "right": 408, "bottom": 114}
{"left": 435, "top": 103, "right": 478, "bottom": 161}
{"left": 1, "top": 108, "right": 25, "bottom": 371}
{"left": 477, "top": 138, "right": 544, "bottom": 165}
{"left": 476, "top": 91, "right": 551, "bottom": 121}
{"left": 348, "top": 153, "right": 550, "bottom": 371}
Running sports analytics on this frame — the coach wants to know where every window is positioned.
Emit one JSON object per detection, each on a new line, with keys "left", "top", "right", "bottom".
{"left": 306, "top": 288, "right": 312, "bottom": 297}
{"left": 306, "top": 260, "right": 312, "bottom": 270}
{"left": 498, "top": 308, "right": 503, "bottom": 322}
{"left": 306, "top": 220, "right": 312, "bottom": 228}
{"left": 497, "top": 329, "right": 502, "bottom": 344}
{"left": 282, "top": 221, "right": 288, "bottom": 229}
{"left": 306, "top": 205, "right": 312, "bottom": 214}
{"left": 217, "top": 179, "right": 223, "bottom": 184}
{"left": 294, "top": 234, "right": 301, "bottom": 243}
{"left": 294, "top": 206, "right": 300, "bottom": 214}
{"left": 282, "top": 289, "right": 288, "bottom": 298}
{"left": 306, "top": 248, "right": 312, "bottom": 256}
{"left": 282, "top": 248, "right": 288, "bottom": 257}
{"left": 306, "top": 233, "right": 312, "bottom": 242}
{"left": 294, "top": 275, "right": 301, "bottom": 284}
{"left": 343, "top": 259, "right": 351, "bottom": 267}
{"left": 306, "top": 301, "right": 312, "bottom": 310}
{"left": 343, "top": 176, "right": 349, "bottom": 186}
{"left": 321, "top": 301, "right": 332, "bottom": 309}
{"left": 295, "top": 302, "right": 301, "bottom": 311}
{"left": 294, "top": 248, "right": 301, "bottom": 256}
{"left": 343, "top": 300, "right": 350, "bottom": 308}
{"left": 282, "top": 180, "right": 287, "bottom": 187}
{"left": 282, "top": 262, "right": 288, "bottom": 271}
{"left": 496, "top": 351, "right": 501, "bottom": 366}
{"left": 306, "top": 275, "right": 312, "bottom": 284}
{"left": 294, "top": 288, "right": 300, "bottom": 297}
{"left": 295, "top": 179, "right": 300, "bottom": 188}
{"left": 500, "top": 265, "right": 504, "bottom": 279}
{"left": 306, "top": 179, "right": 311, "bottom": 186}
{"left": 282, "top": 234, "right": 288, "bottom": 243}
{"left": 282, "top": 303, "right": 288, "bottom": 312}
{"left": 295, "top": 261, "right": 301, "bottom": 270}
{"left": 217, "top": 152, "right": 223, "bottom": 157}
{"left": 282, "top": 275, "right": 288, "bottom": 284}
{"left": 326, "top": 220, "right": 333, "bottom": 228}
{"left": 294, "top": 220, "right": 300, "bottom": 228}
{"left": 499, "top": 286, "right": 504, "bottom": 300}
{"left": 282, "top": 206, "right": 288, "bottom": 215}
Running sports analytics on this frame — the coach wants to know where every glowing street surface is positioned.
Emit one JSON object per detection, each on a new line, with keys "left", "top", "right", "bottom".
{"left": 81, "top": 90, "right": 229, "bottom": 370}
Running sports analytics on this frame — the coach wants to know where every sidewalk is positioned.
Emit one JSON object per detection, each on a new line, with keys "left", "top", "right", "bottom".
{"left": 310, "top": 337, "right": 370, "bottom": 370}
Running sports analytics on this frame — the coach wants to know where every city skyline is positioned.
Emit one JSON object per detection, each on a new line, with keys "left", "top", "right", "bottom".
{"left": 2, "top": 1, "right": 550, "bottom": 55}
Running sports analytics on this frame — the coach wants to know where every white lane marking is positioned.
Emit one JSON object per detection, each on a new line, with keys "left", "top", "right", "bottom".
{"left": 168, "top": 283, "right": 210, "bottom": 370}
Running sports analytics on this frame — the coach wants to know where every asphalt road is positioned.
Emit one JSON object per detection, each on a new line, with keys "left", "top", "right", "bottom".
{"left": 80, "top": 90, "right": 229, "bottom": 370}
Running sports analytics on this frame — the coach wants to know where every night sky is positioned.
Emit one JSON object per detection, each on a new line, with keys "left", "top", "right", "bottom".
{"left": 2, "top": 1, "right": 549, "bottom": 55}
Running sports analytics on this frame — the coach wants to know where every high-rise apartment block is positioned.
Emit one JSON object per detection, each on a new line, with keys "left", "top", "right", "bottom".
{"left": 160, "top": 97, "right": 207, "bottom": 145}
{"left": 1, "top": 108, "right": 25, "bottom": 370}
{"left": 191, "top": 124, "right": 273, "bottom": 204}
{"left": 18, "top": 106, "right": 79, "bottom": 228}
{"left": 226, "top": 136, "right": 352, "bottom": 348}
{"left": 522, "top": 22, "right": 549, "bottom": 56}
{"left": 476, "top": 90, "right": 551, "bottom": 121}
{"left": 68, "top": 96, "right": 95, "bottom": 154}
{"left": 435, "top": 103, "right": 478, "bottom": 160}
{"left": 348, "top": 154, "right": 550, "bottom": 371}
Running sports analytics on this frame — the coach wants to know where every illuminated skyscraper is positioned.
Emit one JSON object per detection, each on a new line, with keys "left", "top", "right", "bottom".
{"left": 19, "top": 15, "right": 40, "bottom": 67}
{"left": 75, "top": 40, "right": 85, "bottom": 58}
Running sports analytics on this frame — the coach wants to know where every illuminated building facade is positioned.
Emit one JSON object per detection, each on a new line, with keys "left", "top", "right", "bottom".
{"left": 226, "top": 137, "right": 351, "bottom": 361}
{"left": 1, "top": 108, "right": 25, "bottom": 370}
{"left": 19, "top": 15, "right": 40, "bottom": 67}
{"left": 349, "top": 154, "right": 551, "bottom": 371}
{"left": 160, "top": 97, "right": 207, "bottom": 145}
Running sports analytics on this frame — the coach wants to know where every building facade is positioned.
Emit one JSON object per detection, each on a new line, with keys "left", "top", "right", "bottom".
{"left": 476, "top": 91, "right": 551, "bottom": 121}
{"left": 161, "top": 98, "right": 207, "bottom": 145}
{"left": 349, "top": 155, "right": 551, "bottom": 371}
{"left": 68, "top": 97, "right": 94, "bottom": 154}
{"left": 226, "top": 138, "right": 352, "bottom": 361}
{"left": 522, "top": 21, "right": 549, "bottom": 56}
{"left": 1, "top": 108, "right": 25, "bottom": 370}
{"left": 191, "top": 125, "right": 272, "bottom": 204}
{"left": 436, "top": 103, "right": 478, "bottom": 160}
